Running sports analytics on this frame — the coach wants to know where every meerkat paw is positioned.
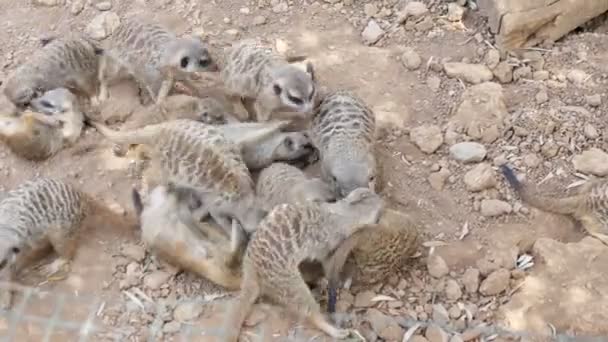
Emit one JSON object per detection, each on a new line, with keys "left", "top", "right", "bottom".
{"left": 330, "top": 328, "right": 352, "bottom": 339}
{"left": 39, "top": 258, "right": 71, "bottom": 281}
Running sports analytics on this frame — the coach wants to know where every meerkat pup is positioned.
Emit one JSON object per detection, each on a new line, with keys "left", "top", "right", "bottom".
{"left": 0, "top": 88, "right": 86, "bottom": 161}
{"left": 0, "top": 178, "right": 128, "bottom": 309}
{"left": 90, "top": 119, "right": 286, "bottom": 237}
{"left": 221, "top": 188, "right": 384, "bottom": 341}
{"left": 3, "top": 34, "right": 105, "bottom": 109}
{"left": 311, "top": 90, "right": 377, "bottom": 197}
{"left": 131, "top": 185, "right": 246, "bottom": 290}
{"left": 99, "top": 17, "right": 218, "bottom": 106}
{"left": 501, "top": 165, "right": 608, "bottom": 245}
{"left": 220, "top": 38, "right": 317, "bottom": 122}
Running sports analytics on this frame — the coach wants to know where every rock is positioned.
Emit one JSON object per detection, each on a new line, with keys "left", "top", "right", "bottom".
{"left": 143, "top": 271, "right": 172, "bottom": 290}
{"left": 449, "top": 142, "right": 487, "bottom": 163}
{"left": 522, "top": 51, "right": 545, "bottom": 71}
{"left": 70, "top": 0, "right": 85, "bottom": 15}
{"left": 443, "top": 62, "right": 493, "bottom": 84}
{"left": 449, "top": 336, "right": 464, "bottom": 342}
{"left": 583, "top": 123, "right": 599, "bottom": 139}
{"left": 522, "top": 153, "right": 541, "bottom": 168}
{"left": 501, "top": 237, "right": 608, "bottom": 335}
{"left": 354, "top": 290, "right": 376, "bottom": 307}
{"left": 364, "top": 3, "right": 378, "bottom": 17}
{"left": 366, "top": 309, "right": 404, "bottom": 341}
{"left": 493, "top": 61, "right": 513, "bottom": 83}
{"left": 480, "top": 199, "right": 512, "bottom": 217}
{"left": 445, "top": 279, "right": 462, "bottom": 300}
{"left": 432, "top": 304, "right": 450, "bottom": 324}
{"left": 33, "top": 0, "right": 63, "bottom": 6}
{"left": 513, "top": 66, "right": 532, "bottom": 81}
{"left": 586, "top": 94, "right": 602, "bottom": 107}
{"left": 173, "top": 302, "right": 203, "bottom": 322}
{"left": 427, "top": 75, "right": 441, "bottom": 92}
{"left": 362, "top": 20, "right": 384, "bottom": 45}
{"left": 410, "top": 125, "right": 443, "bottom": 153}
{"left": 427, "top": 254, "right": 449, "bottom": 278}
{"left": 252, "top": 15, "right": 267, "bottom": 25}
{"left": 567, "top": 69, "right": 588, "bottom": 86}
{"left": 426, "top": 324, "right": 449, "bottom": 342}
{"left": 533, "top": 70, "right": 550, "bottom": 80}
{"left": 448, "top": 305, "right": 462, "bottom": 319}
{"left": 463, "top": 163, "right": 496, "bottom": 192}
{"left": 402, "top": 48, "right": 422, "bottom": 70}
{"left": 446, "top": 3, "right": 464, "bottom": 22}
{"left": 121, "top": 244, "right": 146, "bottom": 262}
{"left": 163, "top": 321, "right": 181, "bottom": 333}
{"left": 402, "top": 1, "right": 428, "bottom": 18}
{"left": 448, "top": 82, "right": 508, "bottom": 140}
{"left": 535, "top": 90, "right": 548, "bottom": 104}
{"left": 572, "top": 148, "right": 608, "bottom": 176}
{"left": 428, "top": 168, "right": 451, "bottom": 191}
{"left": 95, "top": 1, "right": 112, "bottom": 10}
{"left": 86, "top": 12, "right": 120, "bottom": 40}
{"left": 462, "top": 268, "right": 480, "bottom": 293}
{"left": 272, "top": 2, "right": 289, "bottom": 13}
{"left": 479, "top": 268, "right": 510, "bottom": 295}
{"left": 485, "top": 50, "right": 500, "bottom": 69}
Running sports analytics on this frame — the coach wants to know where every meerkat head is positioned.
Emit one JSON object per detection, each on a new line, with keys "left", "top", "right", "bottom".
{"left": 165, "top": 36, "right": 218, "bottom": 74}
{"left": 326, "top": 187, "right": 383, "bottom": 226}
{"left": 30, "top": 88, "right": 78, "bottom": 115}
{"left": 322, "top": 148, "right": 377, "bottom": 198}
{"left": 268, "top": 63, "right": 316, "bottom": 115}
{"left": 272, "top": 132, "right": 316, "bottom": 163}
{"left": 4, "top": 82, "right": 42, "bottom": 109}
{"left": 195, "top": 97, "right": 229, "bottom": 125}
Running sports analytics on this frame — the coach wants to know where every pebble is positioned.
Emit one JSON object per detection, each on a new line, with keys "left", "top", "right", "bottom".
{"left": 86, "top": 12, "right": 121, "bottom": 40}
{"left": 95, "top": 1, "right": 112, "bottom": 10}
{"left": 445, "top": 279, "right": 462, "bottom": 300}
{"left": 479, "top": 268, "right": 510, "bottom": 295}
{"left": 366, "top": 309, "right": 403, "bottom": 341}
{"left": 567, "top": 69, "right": 588, "bottom": 85}
{"left": 450, "top": 336, "right": 464, "bottom": 342}
{"left": 522, "top": 51, "right": 545, "bottom": 71}
{"left": 362, "top": 20, "right": 384, "bottom": 45}
{"left": 583, "top": 123, "right": 599, "bottom": 139}
{"left": 448, "top": 305, "right": 462, "bottom": 319}
{"left": 402, "top": 48, "right": 422, "bottom": 70}
{"left": 462, "top": 268, "right": 480, "bottom": 293}
{"left": 523, "top": 153, "right": 541, "bottom": 168}
{"left": 493, "top": 62, "right": 513, "bottom": 83}
{"left": 163, "top": 321, "right": 181, "bottom": 334}
{"left": 443, "top": 62, "right": 493, "bottom": 84}
{"left": 463, "top": 163, "right": 496, "bottom": 192}
{"left": 484, "top": 49, "right": 500, "bottom": 69}
{"left": 572, "top": 148, "right": 608, "bottom": 176}
{"left": 354, "top": 290, "right": 376, "bottom": 307}
{"left": 364, "top": 3, "right": 378, "bottom": 17}
{"left": 173, "top": 302, "right": 203, "bottom": 322}
{"left": 586, "top": 94, "right": 602, "bottom": 107}
{"left": 426, "top": 323, "right": 449, "bottom": 342}
{"left": 427, "top": 75, "right": 441, "bottom": 91}
{"left": 272, "top": 2, "right": 289, "bottom": 13}
{"left": 446, "top": 3, "right": 464, "bottom": 22}
{"left": 121, "top": 244, "right": 146, "bottom": 262}
{"left": 402, "top": 1, "right": 428, "bottom": 18}
{"left": 432, "top": 304, "right": 450, "bottom": 325}
{"left": 480, "top": 199, "right": 512, "bottom": 217}
{"left": 143, "top": 271, "right": 172, "bottom": 290}
{"left": 252, "top": 15, "right": 267, "bottom": 25}
{"left": 32, "top": 0, "right": 62, "bottom": 6}
{"left": 428, "top": 168, "right": 451, "bottom": 191}
{"left": 535, "top": 90, "right": 548, "bottom": 104}
{"left": 410, "top": 124, "right": 443, "bottom": 153}
{"left": 449, "top": 142, "right": 487, "bottom": 163}
{"left": 513, "top": 66, "right": 532, "bottom": 81}
{"left": 533, "top": 70, "right": 550, "bottom": 80}
{"left": 70, "top": 0, "right": 85, "bottom": 15}
{"left": 427, "top": 254, "right": 449, "bottom": 278}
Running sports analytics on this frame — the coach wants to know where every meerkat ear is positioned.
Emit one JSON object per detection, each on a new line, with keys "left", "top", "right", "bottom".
{"left": 283, "top": 136, "right": 294, "bottom": 150}
{"left": 305, "top": 62, "right": 315, "bottom": 82}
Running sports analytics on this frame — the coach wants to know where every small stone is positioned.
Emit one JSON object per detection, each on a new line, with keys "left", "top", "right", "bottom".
{"left": 463, "top": 163, "right": 496, "bottom": 192}
{"left": 583, "top": 123, "right": 599, "bottom": 139}
{"left": 173, "top": 302, "right": 203, "bottom": 322}
{"left": 354, "top": 290, "right": 376, "bottom": 307}
{"left": 450, "top": 336, "right": 464, "bottom": 342}
{"left": 572, "top": 148, "right": 608, "bottom": 176}
{"left": 428, "top": 168, "right": 451, "bottom": 191}
{"left": 427, "top": 75, "right": 441, "bottom": 91}
{"left": 462, "top": 268, "right": 480, "bottom": 293}
{"left": 427, "top": 254, "right": 449, "bottom": 278}
{"left": 364, "top": 3, "right": 378, "bottom": 17}
{"left": 480, "top": 199, "right": 512, "bottom": 217}
{"left": 460, "top": 327, "right": 483, "bottom": 341}
{"left": 513, "top": 66, "right": 532, "bottom": 81}
{"left": 426, "top": 323, "right": 449, "bottom": 342}
{"left": 586, "top": 94, "right": 602, "bottom": 107}
{"left": 163, "top": 321, "right": 181, "bottom": 333}
{"left": 485, "top": 49, "right": 500, "bottom": 69}
{"left": 479, "top": 268, "right": 510, "bottom": 295}
{"left": 33, "top": 0, "right": 63, "bottom": 6}
{"left": 535, "top": 90, "right": 548, "bottom": 104}
{"left": 533, "top": 70, "right": 550, "bottom": 80}
{"left": 431, "top": 304, "right": 449, "bottom": 325}
{"left": 252, "top": 15, "right": 267, "bottom": 25}
{"left": 143, "top": 271, "right": 172, "bottom": 290}
{"left": 493, "top": 62, "right": 513, "bottom": 83}
{"left": 522, "top": 51, "right": 545, "bottom": 71}
{"left": 86, "top": 12, "right": 121, "bottom": 40}
{"left": 95, "top": 1, "right": 112, "bottom": 10}
{"left": 403, "top": 1, "right": 428, "bottom": 18}
{"left": 443, "top": 62, "right": 493, "bottom": 84}
{"left": 446, "top": 3, "right": 464, "bottom": 22}
{"left": 410, "top": 124, "right": 443, "bottom": 153}
{"left": 523, "top": 153, "right": 541, "bottom": 168}
{"left": 448, "top": 305, "right": 462, "bottom": 319}
{"left": 362, "top": 20, "right": 384, "bottom": 45}
{"left": 567, "top": 69, "right": 588, "bottom": 85}
{"left": 402, "top": 48, "right": 422, "bottom": 70}
{"left": 272, "top": 2, "right": 289, "bottom": 13}
{"left": 121, "top": 244, "right": 146, "bottom": 262}
{"left": 70, "top": 0, "right": 85, "bottom": 15}
{"left": 449, "top": 142, "right": 487, "bottom": 163}
{"left": 225, "top": 29, "right": 239, "bottom": 36}
{"left": 445, "top": 279, "right": 462, "bottom": 300}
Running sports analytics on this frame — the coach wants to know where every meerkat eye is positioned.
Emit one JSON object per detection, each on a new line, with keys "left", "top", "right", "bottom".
{"left": 283, "top": 137, "right": 294, "bottom": 149}
{"left": 273, "top": 84, "right": 282, "bottom": 95}
{"left": 287, "top": 95, "right": 303, "bottom": 105}
{"left": 369, "top": 175, "right": 375, "bottom": 182}
{"left": 180, "top": 56, "right": 190, "bottom": 68}
{"left": 199, "top": 59, "right": 210, "bottom": 68}
{"left": 200, "top": 111, "right": 209, "bottom": 120}
{"left": 11, "top": 247, "right": 20, "bottom": 254}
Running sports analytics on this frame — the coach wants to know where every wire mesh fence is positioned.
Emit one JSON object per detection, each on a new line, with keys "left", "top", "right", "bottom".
{"left": 1, "top": 280, "right": 606, "bottom": 342}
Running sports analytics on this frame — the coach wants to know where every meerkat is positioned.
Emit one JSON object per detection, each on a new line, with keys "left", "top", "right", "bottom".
{"left": 0, "top": 178, "right": 128, "bottom": 309}
{"left": 3, "top": 34, "right": 105, "bottom": 109}
{"left": 90, "top": 119, "right": 288, "bottom": 237}
{"left": 131, "top": 185, "right": 246, "bottom": 290}
{"left": 256, "top": 162, "right": 336, "bottom": 211}
{"left": 311, "top": 90, "right": 377, "bottom": 197}
{"left": 0, "top": 88, "right": 86, "bottom": 161}
{"left": 219, "top": 38, "right": 317, "bottom": 122}
{"left": 221, "top": 188, "right": 384, "bottom": 341}
{"left": 99, "top": 17, "right": 218, "bottom": 106}
{"left": 501, "top": 165, "right": 608, "bottom": 245}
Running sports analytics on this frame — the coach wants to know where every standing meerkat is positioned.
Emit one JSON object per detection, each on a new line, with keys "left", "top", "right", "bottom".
{"left": 3, "top": 34, "right": 105, "bottom": 109}
{"left": 89, "top": 119, "right": 285, "bottom": 236}
{"left": 0, "top": 178, "right": 128, "bottom": 309}
{"left": 220, "top": 38, "right": 317, "bottom": 122}
{"left": 501, "top": 165, "right": 608, "bottom": 245}
{"left": 311, "top": 90, "right": 377, "bottom": 197}
{"left": 221, "top": 188, "right": 384, "bottom": 341}
{"left": 99, "top": 17, "right": 218, "bottom": 106}
{"left": 131, "top": 185, "right": 246, "bottom": 290}
{"left": 0, "top": 88, "right": 86, "bottom": 161}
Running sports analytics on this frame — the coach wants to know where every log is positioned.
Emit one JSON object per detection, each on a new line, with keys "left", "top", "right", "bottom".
{"left": 481, "top": 0, "right": 608, "bottom": 51}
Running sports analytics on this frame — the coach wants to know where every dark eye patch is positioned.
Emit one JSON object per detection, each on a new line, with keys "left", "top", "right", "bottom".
{"left": 199, "top": 59, "right": 210, "bottom": 68}
{"left": 180, "top": 57, "right": 189, "bottom": 68}
{"left": 287, "top": 95, "right": 303, "bottom": 105}
{"left": 273, "top": 84, "right": 282, "bottom": 95}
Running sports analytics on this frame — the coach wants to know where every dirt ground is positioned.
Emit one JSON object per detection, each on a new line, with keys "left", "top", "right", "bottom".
{"left": 1, "top": 0, "right": 608, "bottom": 341}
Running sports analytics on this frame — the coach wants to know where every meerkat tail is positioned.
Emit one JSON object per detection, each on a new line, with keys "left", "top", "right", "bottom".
{"left": 500, "top": 165, "right": 582, "bottom": 215}
{"left": 90, "top": 120, "right": 163, "bottom": 146}
{"left": 223, "top": 272, "right": 261, "bottom": 342}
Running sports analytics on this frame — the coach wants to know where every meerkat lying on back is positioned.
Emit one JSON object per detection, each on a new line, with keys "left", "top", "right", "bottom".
{"left": 221, "top": 188, "right": 384, "bottom": 341}
{"left": 3, "top": 35, "right": 105, "bottom": 109}
{"left": 311, "top": 90, "right": 377, "bottom": 197}
{"left": 220, "top": 38, "right": 317, "bottom": 122}
{"left": 0, "top": 88, "right": 86, "bottom": 161}
{"left": 0, "top": 178, "right": 128, "bottom": 309}
{"left": 100, "top": 17, "right": 218, "bottom": 106}
{"left": 501, "top": 165, "right": 608, "bottom": 245}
